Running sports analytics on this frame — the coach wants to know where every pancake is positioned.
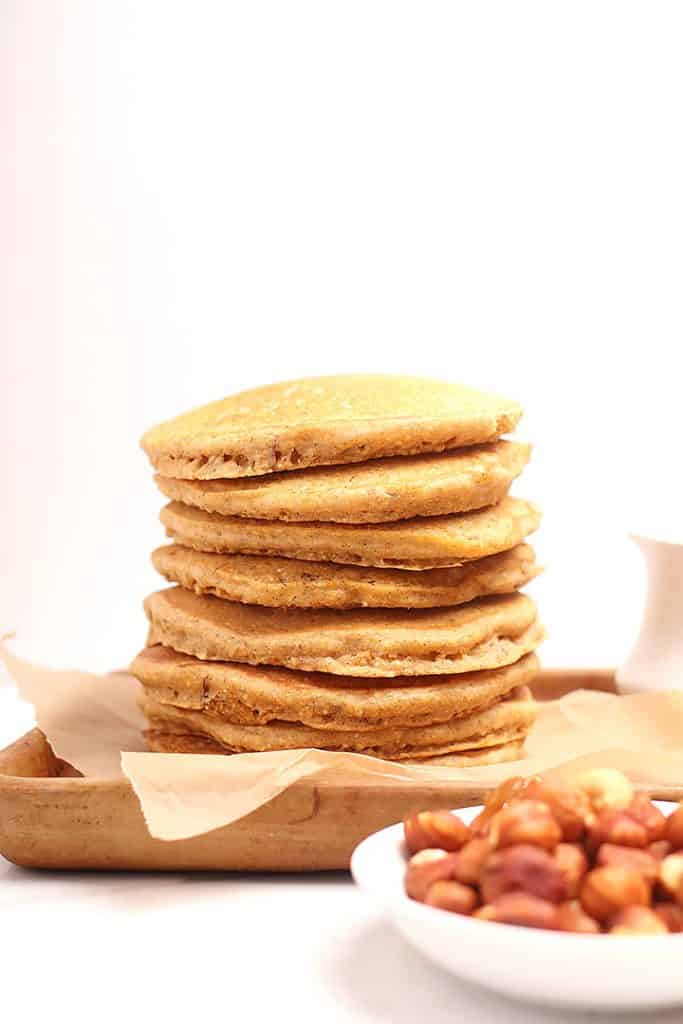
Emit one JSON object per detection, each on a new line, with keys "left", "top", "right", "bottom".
{"left": 160, "top": 495, "right": 541, "bottom": 570}
{"left": 139, "top": 686, "right": 536, "bottom": 760}
{"left": 154, "top": 441, "right": 530, "bottom": 524}
{"left": 141, "top": 375, "right": 522, "bottom": 480}
{"left": 143, "top": 587, "right": 544, "bottom": 677}
{"left": 403, "top": 741, "right": 526, "bottom": 767}
{"left": 151, "top": 542, "right": 541, "bottom": 609}
{"left": 143, "top": 732, "right": 526, "bottom": 765}
{"left": 130, "top": 645, "right": 541, "bottom": 729}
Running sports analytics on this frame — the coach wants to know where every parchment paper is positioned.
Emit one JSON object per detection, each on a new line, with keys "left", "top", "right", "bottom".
{"left": 3, "top": 642, "right": 683, "bottom": 842}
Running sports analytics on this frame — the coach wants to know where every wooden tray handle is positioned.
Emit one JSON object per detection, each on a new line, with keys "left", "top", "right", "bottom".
{"left": 0, "top": 729, "right": 82, "bottom": 779}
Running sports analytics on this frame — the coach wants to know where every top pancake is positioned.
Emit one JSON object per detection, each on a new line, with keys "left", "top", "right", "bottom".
{"left": 141, "top": 375, "right": 522, "bottom": 480}
{"left": 154, "top": 441, "right": 530, "bottom": 524}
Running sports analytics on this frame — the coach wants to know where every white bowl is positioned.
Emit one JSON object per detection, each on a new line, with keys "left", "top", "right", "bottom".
{"left": 351, "top": 802, "right": 683, "bottom": 1011}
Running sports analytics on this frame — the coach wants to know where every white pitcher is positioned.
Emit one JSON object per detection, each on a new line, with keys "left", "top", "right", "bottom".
{"left": 617, "top": 533, "right": 683, "bottom": 694}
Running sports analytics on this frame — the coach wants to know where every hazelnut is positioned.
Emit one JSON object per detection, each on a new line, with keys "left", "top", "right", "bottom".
{"left": 577, "top": 769, "right": 634, "bottom": 812}
{"left": 525, "top": 779, "right": 592, "bottom": 841}
{"left": 552, "top": 842, "right": 588, "bottom": 899}
{"left": 654, "top": 902, "right": 683, "bottom": 933}
{"left": 555, "top": 901, "right": 600, "bottom": 934}
{"left": 489, "top": 800, "right": 562, "bottom": 851}
{"left": 405, "top": 849, "right": 459, "bottom": 902}
{"left": 453, "top": 838, "right": 491, "bottom": 887}
{"left": 401, "top": 780, "right": 683, "bottom": 936}
{"left": 424, "top": 879, "right": 479, "bottom": 915}
{"left": 665, "top": 805, "right": 683, "bottom": 851}
{"left": 658, "top": 853, "right": 683, "bottom": 901}
{"left": 610, "top": 906, "right": 668, "bottom": 935}
{"left": 404, "top": 810, "right": 470, "bottom": 855}
{"left": 587, "top": 809, "right": 649, "bottom": 850}
{"left": 627, "top": 795, "right": 667, "bottom": 842}
{"left": 481, "top": 844, "right": 567, "bottom": 904}
{"left": 648, "top": 840, "right": 672, "bottom": 862}
{"left": 474, "top": 892, "right": 560, "bottom": 930}
{"left": 596, "top": 843, "right": 659, "bottom": 883}
{"left": 579, "top": 866, "right": 650, "bottom": 923}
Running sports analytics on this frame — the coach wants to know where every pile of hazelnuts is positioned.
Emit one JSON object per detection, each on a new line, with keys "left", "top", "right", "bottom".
{"left": 403, "top": 769, "right": 683, "bottom": 934}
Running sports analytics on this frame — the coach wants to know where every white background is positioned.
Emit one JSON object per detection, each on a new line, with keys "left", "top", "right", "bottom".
{"left": 2, "top": 4, "right": 683, "bottom": 1022}
{"left": 3, "top": 0, "right": 683, "bottom": 675}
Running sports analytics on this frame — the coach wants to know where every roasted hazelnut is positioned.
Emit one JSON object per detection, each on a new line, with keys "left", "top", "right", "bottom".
{"left": 577, "top": 769, "right": 634, "bottom": 812}
{"left": 658, "top": 853, "right": 683, "bottom": 902}
{"left": 453, "top": 838, "right": 491, "bottom": 887}
{"left": 555, "top": 901, "right": 600, "bottom": 934}
{"left": 627, "top": 795, "right": 667, "bottom": 842}
{"left": 489, "top": 800, "right": 561, "bottom": 851}
{"left": 481, "top": 844, "right": 567, "bottom": 904}
{"left": 648, "top": 840, "right": 672, "bottom": 862}
{"left": 525, "top": 779, "right": 592, "bottom": 841}
{"left": 665, "top": 805, "right": 683, "bottom": 851}
{"left": 587, "top": 809, "right": 649, "bottom": 851}
{"left": 554, "top": 843, "right": 589, "bottom": 899}
{"left": 474, "top": 892, "right": 560, "bottom": 930}
{"left": 403, "top": 780, "right": 683, "bottom": 936}
{"left": 654, "top": 902, "right": 683, "bottom": 933}
{"left": 596, "top": 843, "right": 659, "bottom": 882}
{"left": 424, "top": 879, "right": 479, "bottom": 915}
{"left": 405, "top": 849, "right": 459, "bottom": 902}
{"left": 404, "top": 810, "right": 470, "bottom": 855}
{"left": 610, "top": 906, "right": 668, "bottom": 935}
{"left": 579, "top": 866, "right": 650, "bottom": 923}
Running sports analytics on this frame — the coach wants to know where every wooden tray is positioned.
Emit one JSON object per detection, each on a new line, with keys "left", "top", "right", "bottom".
{"left": 0, "top": 668, "right": 655, "bottom": 873}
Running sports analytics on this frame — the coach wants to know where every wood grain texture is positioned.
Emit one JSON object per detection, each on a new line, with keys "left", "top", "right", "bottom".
{"left": 0, "top": 669, "right": 677, "bottom": 873}
{"left": 0, "top": 737, "right": 488, "bottom": 871}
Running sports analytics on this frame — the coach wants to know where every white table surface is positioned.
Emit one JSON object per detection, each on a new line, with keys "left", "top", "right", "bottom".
{"left": 1, "top": 685, "right": 680, "bottom": 1024}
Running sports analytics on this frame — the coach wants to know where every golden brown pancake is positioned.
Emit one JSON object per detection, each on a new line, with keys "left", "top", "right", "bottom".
{"left": 139, "top": 686, "right": 536, "bottom": 760}
{"left": 160, "top": 496, "right": 541, "bottom": 570}
{"left": 144, "top": 587, "right": 544, "bottom": 677}
{"left": 151, "top": 542, "right": 540, "bottom": 609}
{"left": 145, "top": 731, "right": 526, "bottom": 766}
{"left": 402, "top": 741, "right": 526, "bottom": 767}
{"left": 141, "top": 375, "right": 522, "bottom": 480}
{"left": 131, "top": 645, "right": 541, "bottom": 729}
{"left": 154, "top": 441, "right": 530, "bottom": 523}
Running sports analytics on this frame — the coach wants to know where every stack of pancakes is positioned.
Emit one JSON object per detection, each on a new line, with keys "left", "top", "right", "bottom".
{"left": 131, "top": 376, "right": 544, "bottom": 766}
